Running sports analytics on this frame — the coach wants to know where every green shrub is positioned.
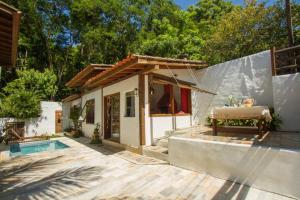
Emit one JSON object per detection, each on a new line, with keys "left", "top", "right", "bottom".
{"left": 90, "top": 123, "right": 102, "bottom": 144}
{"left": 206, "top": 112, "right": 282, "bottom": 131}
{"left": 267, "top": 113, "right": 282, "bottom": 131}
{"left": 72, "top": 129, "right": 83, "bottom": 138}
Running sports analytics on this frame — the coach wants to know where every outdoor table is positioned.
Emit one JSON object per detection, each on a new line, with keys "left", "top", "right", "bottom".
{"left": 211, "top": 106, "right": 272, "bottom": 137}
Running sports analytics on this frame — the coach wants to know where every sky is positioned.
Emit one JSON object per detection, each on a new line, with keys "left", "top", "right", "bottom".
{"left": 174, "top": 0, "right": 276, "bottom": 9}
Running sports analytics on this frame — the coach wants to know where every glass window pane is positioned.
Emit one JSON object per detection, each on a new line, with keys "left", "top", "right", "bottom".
{"left": 125, "top": 91, "right": 135, "bottom": 117}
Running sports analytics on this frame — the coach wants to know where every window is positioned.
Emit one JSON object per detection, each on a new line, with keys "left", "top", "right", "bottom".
{"left": 150, "top": 83, "right": 172, "bottom": 114}
{"left": 125, "top": 91, "right": 135, "bottom": 117}
{"left": 86, "top": 99, "right": 95, "bottom": 124}
{"left": 149, "top": 82, "right": 191, "bottom": 115}
{"left": 174, "top": 87, "right": 191, "bottom": 114}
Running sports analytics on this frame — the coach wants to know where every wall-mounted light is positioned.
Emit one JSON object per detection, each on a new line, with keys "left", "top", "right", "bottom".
{"left": 150, "top": 86, "right": 155, "bottom": 95}
{"left": 134, "top": 88, "right": 139, "bottom": 96}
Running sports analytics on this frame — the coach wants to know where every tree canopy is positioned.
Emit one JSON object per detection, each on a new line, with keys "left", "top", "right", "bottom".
{"left": 1, "top": 0, "right": 299, "bottom": 101}
{"left": 0, "top": 69, "right": 57, "bottom": 119}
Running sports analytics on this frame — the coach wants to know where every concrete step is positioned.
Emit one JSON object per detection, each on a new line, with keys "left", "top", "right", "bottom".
{"left": 143, "top": 145, "right": 169, "bottom": 162}
{"left": 156, "top": 138, "right": 168, "bottom": 148}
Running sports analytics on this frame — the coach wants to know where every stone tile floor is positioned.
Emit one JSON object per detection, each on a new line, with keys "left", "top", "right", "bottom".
{"left": 0, "top": 137, "right": 295, "bottom": 200}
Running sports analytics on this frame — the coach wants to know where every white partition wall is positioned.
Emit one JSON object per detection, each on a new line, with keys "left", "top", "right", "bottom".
{"left": 192, "top": 50, "right": 274, "bottom": 125}
{"left": 273, "top": 73, "right": 300, "bottom": 132}
{"left": 81, "top": 88, "right": 102, "bottom": 137}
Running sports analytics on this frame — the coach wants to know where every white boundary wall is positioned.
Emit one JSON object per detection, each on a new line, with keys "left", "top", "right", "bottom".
{"left": 273, "top": 73, "right": 300, "bottom": 132}
{"left": 0, "top": 101, "right": 62, "bottom": 137}
{"left": 193, "top": 50, "right": 274, "bottom": 125}
{"left": 169, "top": 136, "right": 300, "bottom": 199}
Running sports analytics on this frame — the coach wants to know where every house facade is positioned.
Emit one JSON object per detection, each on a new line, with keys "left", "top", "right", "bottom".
{"left": 62, "top": 55, "right": 213, "bottom": 150}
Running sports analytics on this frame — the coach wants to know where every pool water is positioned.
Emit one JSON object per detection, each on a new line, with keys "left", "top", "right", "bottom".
{"left": 10, "top": 140, "right": 69, "bottom": 156}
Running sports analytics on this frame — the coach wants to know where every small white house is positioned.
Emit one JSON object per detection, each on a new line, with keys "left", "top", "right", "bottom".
{"left": 62, "top": 55, "right": 213, "bottom": 151}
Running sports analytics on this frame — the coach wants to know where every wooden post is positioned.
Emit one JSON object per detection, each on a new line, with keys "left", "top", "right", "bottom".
{"left": 212, "top": 119, "right": 217, "bottom": 136}
{"left": 257, "top": 119, "right": 263, "bottom": 139}
{"left": 139, "top": 74, "right": 145, "bottom": 145}
{"left": 271, "top": 47, "right": 276, "bottom": 76}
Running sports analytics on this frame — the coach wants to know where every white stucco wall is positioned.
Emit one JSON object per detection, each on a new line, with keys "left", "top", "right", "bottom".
{"left": 81, "top": 89, "right": 102, "bottom": 138}
{"left": 151, "top": 116, "right": 173, "bottom": 140}
{"left": 191, "top": 50, "right": 274, "bottom": 125}
{"left": 103, "top": 75, "right": 140, "bottom": 147}
{"left": 62, "top": 98, "right": 81, "bottom": 131}
{"left": 175, "top": 115, "right": 191, "bottom": 129}
{"left": 273, "top": 73, "right": 300, "bottom": 132}
{"left": 0, "top": 101, "right": 62, "bottom": 137}
{"left": 169, "top": 136, "right": 300, "bottom": 199}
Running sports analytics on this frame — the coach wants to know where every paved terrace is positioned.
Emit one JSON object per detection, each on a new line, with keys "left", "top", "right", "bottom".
{"left": 0, "top": 137, "right": 294, "bottom": 200}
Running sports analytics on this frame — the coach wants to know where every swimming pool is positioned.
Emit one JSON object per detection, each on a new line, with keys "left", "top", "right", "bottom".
{"left": 10, "top": 140, "right": 69, "bottom": 156}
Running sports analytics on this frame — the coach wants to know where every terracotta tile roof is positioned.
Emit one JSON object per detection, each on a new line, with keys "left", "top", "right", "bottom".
{"left": 61, "top": 94, "right": 81, "bottom": 103}
{"left": 83, "top": 54, "right": 208, "bottom": 89}
{"left": 66, "top": 64, "right": 113, "bottom": 88}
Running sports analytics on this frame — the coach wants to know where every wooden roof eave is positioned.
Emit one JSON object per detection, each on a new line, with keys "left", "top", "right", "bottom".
{"left": 0, "top": 1, "right": 21, "bottom": 68}
{"left": 150, "top": 73, "right": 216, "bottom": 95}
{"left": 62, "top": 94, "right": 81, "bottom": 103}
{"left": 66, "top": 64, "right": 112, "bottom": 88}
{"left": 83, "top": 54, "right": 208, "bottom": 90}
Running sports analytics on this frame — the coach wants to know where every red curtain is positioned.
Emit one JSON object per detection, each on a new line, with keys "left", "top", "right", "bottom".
{"left": 164, "top": 85, "right": 171, "bottom": 94}
{"left": 180, "top": 88, "right": 189, "bottom": 113}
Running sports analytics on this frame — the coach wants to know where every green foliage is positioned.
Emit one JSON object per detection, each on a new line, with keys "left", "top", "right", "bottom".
{"left": 72, "top": 129, "right": 83, "bottom": 138}
{"left": 3, "top": 69, "right": 57, "bottom": 100}
{"left": 268, "top": 113, "right": 282, "bottom": 131}
{"left": 1, "top": 0, "right": 299, "bottom": 99}
{"left": 0, "top": 69, "right": 57, "bottom": 119}
{"left": 90, "top": 123, "right": 103, "bottom": 144}
{"left": 206, "top": 112, "right": 282, "bottom": 131}
{"left": 204, "top": 3, "right": 290, "bottom": 64}
{"left": 0, "top": 90, "right": 41, "bottom": 119}
{"left": 69, "top": 106, "right": 81, "bottom": 130}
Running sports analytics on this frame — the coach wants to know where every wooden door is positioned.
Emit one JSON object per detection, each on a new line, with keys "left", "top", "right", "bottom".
{"left": 55, "top": 110, "right": 62, "bottom": 133}
{"left": 104, "top": 93, "right": 120, "bottom": 142}
{"left": 104, "top": 96, "right": 111, "bottom": 139}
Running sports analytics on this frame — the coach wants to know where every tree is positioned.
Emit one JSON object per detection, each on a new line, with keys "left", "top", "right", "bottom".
{"left": 0, "top": 69, "right": 57, "bottom": 119}
{"left": 204, "top": 3, "right": 289, "bottom": 64}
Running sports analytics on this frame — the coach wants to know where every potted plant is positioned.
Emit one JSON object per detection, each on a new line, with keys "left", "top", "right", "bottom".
{"left": 90, "top": 123, "right": 103, "bottom": 144}
{"left": 69, "top": 106, "right": 83, "bottom": 138}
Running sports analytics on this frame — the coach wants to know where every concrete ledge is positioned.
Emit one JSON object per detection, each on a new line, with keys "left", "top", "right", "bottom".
{"left": 169, "top": 136, "right": 300, "bottom": 199}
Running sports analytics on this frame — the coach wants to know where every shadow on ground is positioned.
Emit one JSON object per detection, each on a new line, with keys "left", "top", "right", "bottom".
{"left": 0, "top": 155, "right": 104, "bottom": 200}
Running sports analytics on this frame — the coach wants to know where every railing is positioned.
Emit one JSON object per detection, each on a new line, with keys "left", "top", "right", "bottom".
{"left": 271, "top": 45, "right": 300, "bottom": 76}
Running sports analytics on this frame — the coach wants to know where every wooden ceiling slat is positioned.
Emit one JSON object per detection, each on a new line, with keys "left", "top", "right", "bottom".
{"left": 0, "top": 24, "right": 12, "bottom": 33}
{"left": 0, "top": 51, "right": 11, "bottom": 56}
{"left": 0, "top": 30, "right": 12, "bottom": 39}
{"left": 0, "top": 16, "right": 12, "bottom": 26}
{"left": 0, "top": 45, "right": 11, "bottom": 51}
{"left": 0, "top": 9, "right": 12, "bottom": 19}
{"left": 0, "top": 37, "right": 12, "bottom": 45}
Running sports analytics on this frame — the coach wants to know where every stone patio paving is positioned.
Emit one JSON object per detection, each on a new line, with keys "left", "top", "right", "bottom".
{"left": 0, "top": 137, "right": 294, "bottom": 200}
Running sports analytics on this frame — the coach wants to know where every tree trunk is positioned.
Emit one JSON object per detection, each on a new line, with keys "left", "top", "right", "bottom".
{"left": 285, "top": 0, "right": 294, "bottom": 47}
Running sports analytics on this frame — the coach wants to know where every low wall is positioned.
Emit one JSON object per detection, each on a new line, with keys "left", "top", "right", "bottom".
{"left": 273, "top": 73, "right": 300, "bottom": 132}
{"left": 0, "top": 101, "right": 62, "bottom": 137}
{"left": 169, "top": 136, "right": 300, "bottom": 199}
